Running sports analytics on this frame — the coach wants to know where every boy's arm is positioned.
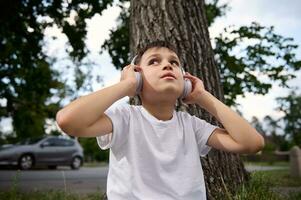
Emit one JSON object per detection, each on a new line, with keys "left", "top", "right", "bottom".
{"left": 56, "top": 64, "right": 140, "bottom": 137}
{"left": 183, "top": 72, "right": 265, "bottom": 154}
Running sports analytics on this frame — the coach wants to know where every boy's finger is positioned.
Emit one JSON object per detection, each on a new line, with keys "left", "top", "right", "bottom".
{"left": 184, "top": 75, "right": 194, "bottom": 79}
{"left": 123, "top": 65, "right": 132, "bottom": 69}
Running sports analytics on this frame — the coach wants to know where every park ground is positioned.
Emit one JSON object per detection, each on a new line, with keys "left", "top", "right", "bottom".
{"left": 0, "top": 161, "right": 300, "bottom": 200}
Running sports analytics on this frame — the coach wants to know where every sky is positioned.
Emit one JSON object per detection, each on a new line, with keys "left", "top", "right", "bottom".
{"left": 1, "top": 0, "right": 301, "bottom": 133}
{"left": 210, "top": 0, "right": 301, "bottom": 121}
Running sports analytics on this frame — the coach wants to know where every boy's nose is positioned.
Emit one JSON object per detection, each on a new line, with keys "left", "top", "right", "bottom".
{"left": 162, "top": 62, "right": 173, "bottom": 71}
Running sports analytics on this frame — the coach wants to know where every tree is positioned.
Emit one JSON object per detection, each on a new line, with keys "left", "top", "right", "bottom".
{"left": 214, "top": 22, "right": 301, "bottom": 106}
{"left": 129, "top": 0, "right": 248, "bottom": 199}
{"left": 102, "top": 0, "right": 301, "bottom": 108}
{"left": 262, "top": 115, "right": 289, "bottom": 151}
{"left": 0, "top": 0, "right": 114, "bottom": 139}
{"left": 276, "top": 90, "right": 301, "bottom": 148}
{"left": 250, "top": 116, "right": 265, "bottom": 136}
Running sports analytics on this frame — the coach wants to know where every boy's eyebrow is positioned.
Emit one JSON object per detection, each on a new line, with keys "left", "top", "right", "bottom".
{"left": 146, "top": 53, "right": 180, "bottom": 62}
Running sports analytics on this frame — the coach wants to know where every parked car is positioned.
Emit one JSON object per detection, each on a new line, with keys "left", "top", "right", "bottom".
{"left": 0, "top": 135, "right": 84, "bottom": 170}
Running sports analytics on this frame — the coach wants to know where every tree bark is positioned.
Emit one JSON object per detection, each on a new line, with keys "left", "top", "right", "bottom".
{"left": 129, "top": 0, "right": 250, "bottom": 199}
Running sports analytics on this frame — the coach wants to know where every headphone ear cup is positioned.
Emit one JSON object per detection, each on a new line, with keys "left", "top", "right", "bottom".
{"left": 179, "top": 68, "right": 192, "bottom": 99}
{"left": 135, "top": 72, "right": 143, "bottom": 95}
{"left": 131, "top": 55, "right": 143, "bottom": 95}
{"left": 180, "top": 79, "right": 192, "bottom": 99}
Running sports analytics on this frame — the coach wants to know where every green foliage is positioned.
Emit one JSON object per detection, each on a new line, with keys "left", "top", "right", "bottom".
{"left": 101, "top": 1, "right": 130, "bottom": 70}
{"left": 0, "top": 0, "right": 114, "bottom": 139}
{"left": 214, "top": 22, "right": 301, "bottom": 106}
{"left": 250, "top": 116, "right": 265, "bottom": 135}
{"left": 262, "top": 142, "right": 277, "bottom": 153}
{"left": 204, "top": 0, "right": 229, "bottom": 26}
{"left": 251, "top": 91, "right": 300, "bottom": 151}
{"left": 102, "top": 0, "right": 301, "bottom": 108}
{"left": 100, "top": 0, "right": 230, "bottom": 69}
{"left": 78, "top": 138, "right": 109, "bottom": 162}
{"left": 276, "top": 90, "right": 301, "bottom": 147}
{"left": 252, "top": 113, "right": 297, "bottom": 151}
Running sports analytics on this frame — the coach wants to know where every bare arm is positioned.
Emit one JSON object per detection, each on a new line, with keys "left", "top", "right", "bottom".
{"left": 198, "top": 91, "right": 264, "bottom": 154}
{"left": 183, "top": 72, "right": 265, "bottom": 154}
{"left": 56, "top": 64, "right": 140, "bottom": 137}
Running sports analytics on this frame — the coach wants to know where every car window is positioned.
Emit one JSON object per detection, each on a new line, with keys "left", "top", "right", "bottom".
{"left": 63, "top": 139, "right": 75, "bottom": 146}
{"left": 18, "top": 137, "right": 44, "bottom": 145}
{"left": 44, "top": 138, "right": 74, "bottom": 147}
{"left": 44, "top": 138, "right": 59, "bottom": 146}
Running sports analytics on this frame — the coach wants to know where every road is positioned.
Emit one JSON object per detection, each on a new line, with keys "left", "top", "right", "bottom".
{"left": 0, "top": 166, "right": 109, "bottom": 194}
{"left": 0, "top": 164, "right": 288, "bottom": 194}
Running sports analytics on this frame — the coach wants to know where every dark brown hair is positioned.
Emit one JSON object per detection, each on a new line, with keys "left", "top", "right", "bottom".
{"left": 132, "top": 40, "right": 179, "bottom": 65}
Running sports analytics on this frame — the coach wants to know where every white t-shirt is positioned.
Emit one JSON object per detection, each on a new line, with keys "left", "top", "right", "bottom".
{"left": 96, "top": 104, "right": 219, "bottom": 200}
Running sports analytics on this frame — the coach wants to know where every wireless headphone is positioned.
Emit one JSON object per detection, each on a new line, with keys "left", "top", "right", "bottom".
{"left": 130, "top": 55, "right": 192, "bottom": 100}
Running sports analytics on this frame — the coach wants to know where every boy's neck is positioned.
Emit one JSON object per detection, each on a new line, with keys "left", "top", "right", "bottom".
{"left": 141, "top": 102, "right": 175, "bottom": 121}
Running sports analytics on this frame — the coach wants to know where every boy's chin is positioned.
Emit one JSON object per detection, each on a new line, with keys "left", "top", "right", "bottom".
{"left": 157, "top": 87, "right": 182, "bottom": 98}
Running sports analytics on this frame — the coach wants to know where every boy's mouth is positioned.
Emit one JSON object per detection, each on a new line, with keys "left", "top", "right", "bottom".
{"left": 161, "top": 72, "right": 176, "bottom": 79}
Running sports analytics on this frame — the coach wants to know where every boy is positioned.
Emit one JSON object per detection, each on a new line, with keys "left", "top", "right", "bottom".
{"left": 56, "top": 41, "right": 265, "bottom": 199}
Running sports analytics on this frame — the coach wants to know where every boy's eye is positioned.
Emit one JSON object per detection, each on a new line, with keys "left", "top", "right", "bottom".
{"left": 171, "top": 60, "right": 180, "bottom": 67}
{"left": 147, "top": 58, "right": 180, "bottom": 67}
{"left": 148, "top": 59, "right": 159, "bottom": 65}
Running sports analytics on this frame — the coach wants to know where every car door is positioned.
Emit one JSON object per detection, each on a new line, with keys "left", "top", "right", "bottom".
{"left": 36, "top": 138, "right": 59, "bottom": 164}
{"left": 57, "top": 139, "right": 77, "bottom": 164}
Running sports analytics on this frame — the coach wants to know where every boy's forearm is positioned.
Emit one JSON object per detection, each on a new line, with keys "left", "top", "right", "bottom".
{"left": 56, "top": 80, "right": 133, "bottom": 133}
{"left": 196, "top": 91, "right": 264, "bottom": 150}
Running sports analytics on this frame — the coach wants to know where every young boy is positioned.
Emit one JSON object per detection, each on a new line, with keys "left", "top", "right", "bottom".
{"left": 56, "top": 41, "right": 265, "bottom": 199}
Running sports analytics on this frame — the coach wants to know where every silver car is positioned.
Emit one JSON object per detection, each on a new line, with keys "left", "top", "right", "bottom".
{"left": 0, "top": 136, "right": 84, "bottom": 170}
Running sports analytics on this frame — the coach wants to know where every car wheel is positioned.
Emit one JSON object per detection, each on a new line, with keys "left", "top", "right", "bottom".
{"left": 19, "top": 154, "right": 34, "bottom": 170}
{"left": 70, "top": 156, "right": 82, "bottom": 170}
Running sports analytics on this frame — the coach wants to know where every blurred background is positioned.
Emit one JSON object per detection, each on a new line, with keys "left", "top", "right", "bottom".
{"left": 0, "top": 0, "right": 300, "bottom": 169}
{"left": 1, "top": 0, "right": 301, "bottom": 199}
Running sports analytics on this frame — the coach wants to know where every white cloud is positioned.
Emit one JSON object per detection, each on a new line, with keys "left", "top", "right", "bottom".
{"left": 86, "top": 6, "right": 122, "bottom": 52}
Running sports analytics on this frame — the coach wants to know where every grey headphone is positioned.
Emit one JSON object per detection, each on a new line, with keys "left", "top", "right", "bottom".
{"left": 130, "top": 55, "right": 192, "bottom": 99}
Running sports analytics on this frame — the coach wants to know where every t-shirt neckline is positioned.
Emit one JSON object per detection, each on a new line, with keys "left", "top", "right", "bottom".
{"left": 140, "top": 106, "right": 176, "bottom": 126}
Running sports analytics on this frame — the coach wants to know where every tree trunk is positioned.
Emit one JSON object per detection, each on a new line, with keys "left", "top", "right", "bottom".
{"left": 129, "top": 0, "right": 250, "bottom": 199}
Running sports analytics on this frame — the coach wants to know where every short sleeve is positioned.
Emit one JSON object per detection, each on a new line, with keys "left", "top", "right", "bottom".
{"left": 191, "top": 115, "right": 219, "bottom": 157}
{"left": 96, "top": 104, "right": 130, "bottom": 150}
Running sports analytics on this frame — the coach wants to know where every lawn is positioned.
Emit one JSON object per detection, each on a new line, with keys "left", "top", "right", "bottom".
{"left": 233, "top": 169, "right": 301, "bottom": 200}
{"left": 243, "top": 161, "right": 289, "bottom": 167}
{"left": 1, "top": 166, "right": 300, "bottom": 200}
{"left": 82, "top": 161, "right": 108, "bottom": 167}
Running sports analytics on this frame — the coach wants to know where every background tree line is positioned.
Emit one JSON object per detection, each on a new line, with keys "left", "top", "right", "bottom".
{"left": 0, "top": 0, "right": 300, "bottom": 162}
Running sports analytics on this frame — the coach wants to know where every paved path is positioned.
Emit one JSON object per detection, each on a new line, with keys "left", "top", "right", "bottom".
{"left": 0, "top": 166, "right": 109, "bottom": 194}
{"left": 244, "top": 165, "right": 288, "bottom": 172}
{"left": 0, "top": 164, "right": 289, "bottom": 194}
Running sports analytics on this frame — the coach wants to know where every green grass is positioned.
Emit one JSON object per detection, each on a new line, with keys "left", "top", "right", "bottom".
{"left": 243, "top": 161, "right": 289, "bottom": 167}
{"left": 0, "top": 190, "right": 107, "bottom": 200}
{"left": 233, "top": 169, "right": 301, "bottom": 200}
{"left": 253, "top": 169, "right": 301, "bottom": 187}
{"left": 83, "top": 161, "right": 108, "bottom": 168}
{"left": 1, "top": 168, "right": 300, "bottom": 200}
{"left": 0, "top": 170, "right": 107, "bottom": 200}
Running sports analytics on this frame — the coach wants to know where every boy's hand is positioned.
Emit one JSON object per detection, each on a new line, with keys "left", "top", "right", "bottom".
{"left": 182, "top": 72, "right": 207, "bottom": 105}
{"left": 120, "top": 64, "right": 142, "bottom": 97}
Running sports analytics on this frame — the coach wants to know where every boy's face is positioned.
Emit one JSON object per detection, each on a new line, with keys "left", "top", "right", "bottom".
{"left": 138, "top": 47, "right": 184, "bottom": 101}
